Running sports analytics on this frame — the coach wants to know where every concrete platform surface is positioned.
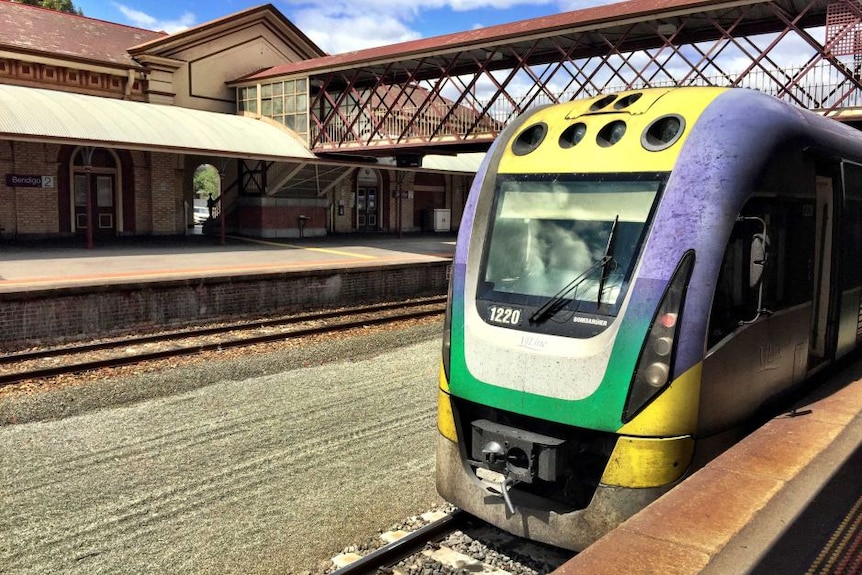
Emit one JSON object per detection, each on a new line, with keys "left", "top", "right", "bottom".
{"left": 0, "top": 233, "right": 456, "bottom": 293}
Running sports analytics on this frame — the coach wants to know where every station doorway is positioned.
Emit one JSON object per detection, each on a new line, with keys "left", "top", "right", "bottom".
{"left": 356, "top": 168, "right": 379, "bottom": 232}
{"left": 71, "top": 147, "right": 121, "bottom": 236}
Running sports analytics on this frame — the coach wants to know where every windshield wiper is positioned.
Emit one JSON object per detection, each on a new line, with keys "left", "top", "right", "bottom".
{"left": 597, "top": 215, "right": 619, "bottom": 307}
{"left": 529, "top": 255, "right": 612, "bottom": 325}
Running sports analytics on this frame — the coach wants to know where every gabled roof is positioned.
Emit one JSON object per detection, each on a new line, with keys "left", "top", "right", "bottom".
{"left": 0, "top": 0, "right": 165, "bottom": 69}
{"left": 127, "top": 4, "right": 325, "bottom": 61}
{"left": 0, "top": 2, "right": 324, "bottom": 73}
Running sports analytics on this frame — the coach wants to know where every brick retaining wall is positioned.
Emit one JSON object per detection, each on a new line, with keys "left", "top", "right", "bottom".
{"left": 0, "top": 261, "right": 449, "bottom": 349}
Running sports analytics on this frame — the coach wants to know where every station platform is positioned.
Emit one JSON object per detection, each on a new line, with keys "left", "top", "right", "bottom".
{"left": 0, "top": 233, "right": 456, "bottom": 293}
{"left": 0, "top": 233, "right": 456, "bottom": 348}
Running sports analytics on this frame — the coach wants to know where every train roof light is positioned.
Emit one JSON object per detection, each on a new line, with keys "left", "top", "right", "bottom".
{"left": 512, "top": 122, "right": 547, "bottom": 156}
{"left": 613, "top": 93, "right": 643, "bottom": 109}
{"left": 596, "top": 120, "right": 627, "bottom": 147}
{"left": 590, "top": 94, "right": 617, "bottom": 111}
{"left": 559, "top": 122, "right": 587, "bottom": 149}
{"left": 642, "top": 114, "right": 686, "bottom": 151}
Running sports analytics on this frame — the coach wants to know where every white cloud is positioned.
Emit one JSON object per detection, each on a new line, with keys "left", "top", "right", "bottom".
{"left": 112, "top": 2, "right": 196, "bottom": 33}
{"left": 102, "top": 0, "right": 563, "bottom": 53}
{"left": 279, "top": 0, "right": 562, "bottom": 53}
{"left": 101, "top": 0, "right": 645, "bottom": 53}
{"left": 282, "top": 0, "right": 554, "bottom": 19}
{"left": 555, "top": 0, "right": 616, "bottom": 11}
{"left": 444, "top": 0, "right": 553, "bottom": 10}
{"left": 292, "top": 10, "right": 421, "bottom": 54}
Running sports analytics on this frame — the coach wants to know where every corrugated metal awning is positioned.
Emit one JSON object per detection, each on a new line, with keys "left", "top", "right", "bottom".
{"left": 0, "top": 84, "right": 315, "bottom": 161}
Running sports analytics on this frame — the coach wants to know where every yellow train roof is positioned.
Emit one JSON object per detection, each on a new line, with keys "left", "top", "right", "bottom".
{"left": 498, "top": 87, "right": 729, "bottom": 174}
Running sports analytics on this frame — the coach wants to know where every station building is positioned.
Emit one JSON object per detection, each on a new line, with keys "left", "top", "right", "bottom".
{"left": 0, "top": 1, "right": 479, "bottom": 242}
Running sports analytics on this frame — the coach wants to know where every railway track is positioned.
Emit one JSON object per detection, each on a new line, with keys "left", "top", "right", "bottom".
{"left": 329, "top": 507, "right": 573, "bottom": 575}
{"left": 0, "top": 297, "right": 445, "bottom": 387}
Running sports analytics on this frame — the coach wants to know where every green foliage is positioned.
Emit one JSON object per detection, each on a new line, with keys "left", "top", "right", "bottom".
{"left": 194, "top": 165, "right": 220, "bottom": 198}
{"left": 12, "top": 0, "right": 82, "bottom": 14}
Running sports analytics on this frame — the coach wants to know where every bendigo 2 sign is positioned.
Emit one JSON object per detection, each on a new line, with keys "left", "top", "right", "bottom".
{"left": 5, "top": 174, "right": 55, "bottom": 188}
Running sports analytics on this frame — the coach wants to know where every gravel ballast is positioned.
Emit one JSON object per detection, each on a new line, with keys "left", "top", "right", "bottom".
{"left": 0, "top": 320, "right": 446, "bottom": 574}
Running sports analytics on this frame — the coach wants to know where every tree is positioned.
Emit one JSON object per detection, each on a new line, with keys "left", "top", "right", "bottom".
{"left": 12, "top": 0, "right": 82, "bottom": 15}
{"left": 194, "top": 165, "right": 220, "bottom": 199}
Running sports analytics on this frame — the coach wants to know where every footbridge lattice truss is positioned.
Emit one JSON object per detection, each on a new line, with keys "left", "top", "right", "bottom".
{"left": 243, "top": 0, "right": 862, "bottom": 154}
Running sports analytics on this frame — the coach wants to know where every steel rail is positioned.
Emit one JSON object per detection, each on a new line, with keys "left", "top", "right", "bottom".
{"left": 330, "top": 509, "right": 467, "bottom": 575}
{"left": 0, "top": 297, "right": 446, "bottom": 365}
{"left": 0, "top": 301, "right": 445, "bottom": 387}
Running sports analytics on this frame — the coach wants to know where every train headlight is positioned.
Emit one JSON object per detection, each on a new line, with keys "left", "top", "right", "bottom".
{"left": 623, "top": 251, "right": 695, "bottom": 422}
{"left": 442, "top": 267, "right": 453, "bottom": 381}
{"left": 439, "top": 267, "right": 458, "bottom": 444}
{"left": 644, "top": 362, "right": 669, "bottom": 387}
{"left": 653, "top": 337, "right": 673, "bottom": 357}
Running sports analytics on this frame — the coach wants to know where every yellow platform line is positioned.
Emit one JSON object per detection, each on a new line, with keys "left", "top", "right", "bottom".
{"left": 0, "top": 256, "right": 430, "bottom": 288}
{"left": 231, "top": 236, "right": 379, "bottom": 260}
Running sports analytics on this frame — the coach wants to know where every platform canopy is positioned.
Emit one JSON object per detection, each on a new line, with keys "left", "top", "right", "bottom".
{"left": 0, "top": 84, "right": 315, "bottom": 161}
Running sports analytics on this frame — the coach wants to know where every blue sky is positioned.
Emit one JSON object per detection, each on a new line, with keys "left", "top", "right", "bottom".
{"left": 73, "top": 0, "right": 614, "bottom": 54}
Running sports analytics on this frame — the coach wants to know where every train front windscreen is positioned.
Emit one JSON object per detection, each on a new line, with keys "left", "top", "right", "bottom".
{"left": 477, "top": 174, "right": 665, "bottom": 335}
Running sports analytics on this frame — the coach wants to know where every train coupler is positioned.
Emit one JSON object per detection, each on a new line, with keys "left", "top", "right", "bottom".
{"left": 471, "top": 419, "right": 570, "bottom": 514}
{"left": 488, "top": 474, "right": 517, "bottom": 515}
{"left": 471, "top": 419, "right": 567, "bottom": 482}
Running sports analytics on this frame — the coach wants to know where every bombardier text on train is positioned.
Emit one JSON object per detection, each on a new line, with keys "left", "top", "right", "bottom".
{"left": 435, "top": 87, "right": 862, "bottom": 550}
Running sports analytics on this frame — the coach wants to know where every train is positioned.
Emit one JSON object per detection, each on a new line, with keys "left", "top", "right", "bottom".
{"left": 435, "top": 86, "right": 862, "bottom": 550}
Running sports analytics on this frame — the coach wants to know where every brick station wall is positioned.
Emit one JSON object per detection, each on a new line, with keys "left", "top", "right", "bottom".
{"left": 0, "top": 262, "right": 450, "bottom": 348}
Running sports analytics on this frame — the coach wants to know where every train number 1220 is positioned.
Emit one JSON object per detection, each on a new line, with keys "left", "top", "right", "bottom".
{"left": 488, "top": 306, "right": 521, "bottom": 326}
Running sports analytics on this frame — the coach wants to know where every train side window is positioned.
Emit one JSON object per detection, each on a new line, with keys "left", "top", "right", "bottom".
{"left": 708, "top": 197, "right": 815, "bottom": 348}
{"left": 840, "top": 163, "right": 862, "bottom": 290}
{"left": 839, "top": 199, "right": 862, "bottom": 289}
{"left": 708, "top": 148, "right": 818, "bottom": 349}
{"left": 708, "top": 215, "right": 759, "bottom": 346}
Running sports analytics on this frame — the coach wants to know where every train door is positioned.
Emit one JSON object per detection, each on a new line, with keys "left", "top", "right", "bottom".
{"left": 702, "top": 150, "right": 819, "bottom": 432}
{"left": 835, "top": 162, "right": 862, "bottom": 358}
{"left": 810, "top": 172, "right": 837, "bottom": 367}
